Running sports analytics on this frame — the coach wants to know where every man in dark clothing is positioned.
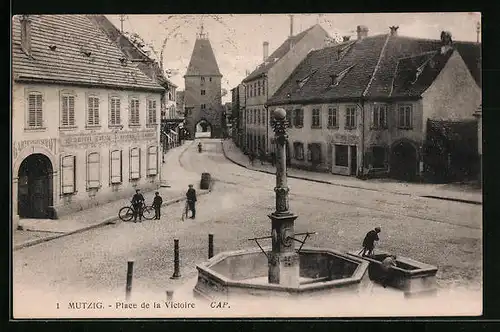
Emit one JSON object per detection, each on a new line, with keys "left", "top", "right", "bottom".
{"left": 131, "top": 189, "right": 145, "bottom": 222}
{"left": 361, "top": 227, "right": 381, "bottom": 256}
{"left": 152, "top": 191, "right": 163, "bottom": 220}
{"left": 186, "top": 184, "right": 197, "bottom": 219}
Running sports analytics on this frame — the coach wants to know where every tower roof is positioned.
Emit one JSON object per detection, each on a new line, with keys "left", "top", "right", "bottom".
{"left": 185, "top": 37, "right": 222, "bottom": 77}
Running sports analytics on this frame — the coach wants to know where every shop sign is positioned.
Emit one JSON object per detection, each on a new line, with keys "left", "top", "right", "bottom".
{"left": 13, "top": 138, "right": 57, "bottom": 160}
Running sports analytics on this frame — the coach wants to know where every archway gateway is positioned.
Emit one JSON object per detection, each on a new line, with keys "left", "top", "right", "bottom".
{"left": 195, "top": 119, "right": 213, "bottom": 138}
{"left": 390, "top": 140, "right": 418, "bottom": 182}
{"left": 17, "top": 153, "right": 54, "bottom": 219}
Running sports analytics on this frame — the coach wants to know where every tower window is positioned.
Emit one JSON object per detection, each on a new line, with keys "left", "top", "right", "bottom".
{"left": 201, "top": 90, "right": 206, "bottom": 95}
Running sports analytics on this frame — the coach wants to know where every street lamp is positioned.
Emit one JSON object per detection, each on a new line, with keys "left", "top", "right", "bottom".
{"left": 267, "top": 108, "right": 299, "bottom": 286}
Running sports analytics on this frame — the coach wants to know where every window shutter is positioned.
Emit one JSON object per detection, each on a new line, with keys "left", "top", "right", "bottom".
{"left": 381, "top": 106, "right": 386, "bottom": 127}
{"left": 399, "top": 106, "right": 404, "bottom": 127}
{"left": 62, "top": 96, "right": 69, "bottom": 126}
{"left": 69, "top": 96, "right": 75, "bottom": 125}
{"left": 61, "top": 155, "right": 76, "bottom": 194}
{"left": 130, "top": 148, "right": 140, "bottom": 179}
{"left": 110, "top": 150, "right": 122, "bottom": 184}
{"left": 94, "top": 98, "right": 100, "bottom": 125}
{"left": 87, "top": 152, "right": 100, "bottom": 188}
{"left": 147, "top": 146, "right": 158, "bottom": 176}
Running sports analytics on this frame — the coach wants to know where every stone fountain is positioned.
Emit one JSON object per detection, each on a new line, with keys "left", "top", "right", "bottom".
{"left": 192, "top": 108, "right": 371, "bottom": 301}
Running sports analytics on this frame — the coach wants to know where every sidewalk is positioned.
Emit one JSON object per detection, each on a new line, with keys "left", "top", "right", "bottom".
{"left": 221, "top": 139, "right": 482, "bottom": 205}
{"left": 14, "top": 142, "right": 211, "bottom": 251}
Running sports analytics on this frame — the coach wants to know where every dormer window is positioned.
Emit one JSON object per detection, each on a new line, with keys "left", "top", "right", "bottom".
{"left": 330, "top": 65, "right": 354, "bottom": 86}
{"left": 297, "top": 70, "right": 318, "bottom": 89}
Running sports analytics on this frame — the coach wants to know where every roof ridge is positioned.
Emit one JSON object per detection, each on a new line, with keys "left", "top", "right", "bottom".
{"left": 362, "top": 34, "right": 391, "bottom": 97}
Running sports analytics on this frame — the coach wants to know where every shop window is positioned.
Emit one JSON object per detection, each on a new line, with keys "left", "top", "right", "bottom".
{"left": 110, "top": 150, "right": 123, "bottom": 184}
{"left": 87, "top": 152, "right": 101, "bottom": 189}
{"left": 61, "top": 155, "right": 76, "bottom": 194}
{"left": 372, "top": 146, "right": 386, "bottom": 168}
{"left": 130, "top": 147, "right": 141, "bottom": 180}
{"left": 335, "top": 145, "right": 349, "bottom": 167}
{"left": 294, "top": 142, "right": 304, "bottom": 160}
{"left": 147, "top": 146, "right": 158, "bottom": 176}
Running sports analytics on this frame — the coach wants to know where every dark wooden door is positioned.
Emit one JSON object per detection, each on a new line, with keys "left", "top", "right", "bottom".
{"left": 350, "top": 146, "right": 357, "bottom": 175}
{"left": 30, "top": 176, "right": 50, "bottom": 218}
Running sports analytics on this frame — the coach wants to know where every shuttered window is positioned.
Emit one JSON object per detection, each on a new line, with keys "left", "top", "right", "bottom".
{"left": 61, "top": 155, "right": 76, "bottom": 194}
{"left": 110, "top": 150, "right": 122, "bottom": 184}
{"left": 147, "top": 99, "right": 157, "bottom": 125}
{"left": 129, "top": 98, "right": 140, "bottom": 125}
{"left": 61, "top": 94, "right": 75, "bottom": 127}
{"left": 130, "top": 147, "right": 141, "bottom": 180}
{"left": 147, "top": 146, "right": 158, "bottom": 176}
{"left": 109, "top": 97, "right": 121, "bottom": 126}
{"left": 87, "top": 152, "right": 100, "bottom": 188}
{"left": 27, "top": 92, "right": 43, "bottom": 128}
{"left": 87, "top": 96, "right": 100, "bottom": 126}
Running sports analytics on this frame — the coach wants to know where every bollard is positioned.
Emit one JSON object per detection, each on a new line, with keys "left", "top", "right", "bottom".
{"left": 208, "top": 234, "right": 214, "bottom": 259}
{"left": 170, "top": 238, "right": 181, "bottom": 279}
{"left": 125, "top": 260, "right": 134, "bottom": 300}
{"left": 166, "top": 290, "right": 174, "bottom": 301}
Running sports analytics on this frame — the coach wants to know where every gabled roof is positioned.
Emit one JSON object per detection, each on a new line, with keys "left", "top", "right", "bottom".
{"left": 242, "top": 24, "right": 331, "bottom": 83}
{"left": 268, "top": 33, "right": 481, "bottom": 105}
{"left": 185, "top": 38, "right": 222, "bottom": 77}
{"left": 12, "top": 15, "right": 163, "bottom": 92}
{"left": 89, "top": 15, "right": 177, "bottom": 89}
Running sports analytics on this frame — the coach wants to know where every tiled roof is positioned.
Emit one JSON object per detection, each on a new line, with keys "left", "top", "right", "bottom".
{"left": 88, "top": 15, "right": 177, "bottom": 89}
{"left": 391, "top": 50, "right": 453, "bottom": 97}
{"left": 12, "top": 15, "right": 164, "bottom": 92}
{"left": 242, "top": 24, "right": 328, "bottom": 83}
{"left": 185, "top": 38, "right": 222, "bottom": 76}
{"left": 268, "top": 34, "right": 481, "bottom": 105}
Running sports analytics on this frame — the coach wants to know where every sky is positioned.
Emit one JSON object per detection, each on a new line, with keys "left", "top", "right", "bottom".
{"left": 107, "top": 13, "right": 481, "bottom": 103}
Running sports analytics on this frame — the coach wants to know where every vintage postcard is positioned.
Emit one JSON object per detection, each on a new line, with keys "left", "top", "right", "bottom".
{"left": 11, "top": 12, "right": 482, "bottom": 319}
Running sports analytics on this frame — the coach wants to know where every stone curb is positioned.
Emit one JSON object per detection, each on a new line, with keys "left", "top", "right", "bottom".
{"left": 14, "top": 143, "right": 212, "bottom": 251}
{"left": 14, "top": 191, "right": 211, "bottom": 251}
{"left": 220, "top": 141, "right": 482, "bottom": 206}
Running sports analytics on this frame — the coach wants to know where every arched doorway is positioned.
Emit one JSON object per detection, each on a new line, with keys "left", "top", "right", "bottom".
{"left": 17, "top": 154, "right": 54, "bottom": 219}
{"left": 390, "top": 141, "right": 418, "bottom": 181}
{"left": 195, "top": 120, "right": 212, "bottom": 138}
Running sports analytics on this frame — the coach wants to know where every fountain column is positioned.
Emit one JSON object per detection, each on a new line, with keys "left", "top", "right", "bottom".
{"left": 268, "top": 108, "right": 299, "bottom": 286}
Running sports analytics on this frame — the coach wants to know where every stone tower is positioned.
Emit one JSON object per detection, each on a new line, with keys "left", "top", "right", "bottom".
{"left": 183, "top": 24, "right": 223, "bottom": 139}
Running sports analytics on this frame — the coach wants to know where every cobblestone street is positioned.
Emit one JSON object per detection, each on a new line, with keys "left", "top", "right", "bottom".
{"left": 13, "top": 139, "right": 482, "bottom": 317}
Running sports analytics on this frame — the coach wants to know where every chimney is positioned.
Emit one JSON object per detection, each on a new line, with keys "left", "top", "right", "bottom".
{"left": 389, "top": 26, "right": 399, "bottom": 36}
{"left": 263, "top": 41, "right": 269, "bottom": 62}
{"left": 342, "top": 36, "right": 350, "bottom": 42}
{"left": 289, "top": 15, "right": 294, "bottom": 37}
{"left": 440, "top": 31, "right": 453, "bottom": 54}
{"left": 356, "top": 25, "right": 368, "bottom": 40}
{"left": 20, "top": 15, "right": 32, "bottom": 56}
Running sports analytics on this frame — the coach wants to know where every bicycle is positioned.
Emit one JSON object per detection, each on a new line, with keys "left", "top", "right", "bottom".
{"left": 181, "top": 201, "right": 188, "bottom": 221}
{"left": 118, "top": 202, "right": 155, "bottom": 222}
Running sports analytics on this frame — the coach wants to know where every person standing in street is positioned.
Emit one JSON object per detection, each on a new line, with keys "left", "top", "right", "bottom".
{"left": 152, "top": 191, "right": 163, "bottom": 220}
{"left": 361, "top": 227, "right": 381, "bottom": 256}
{"left": 186, "top": 184, "right": 197, "bottom": 219}
{"left": 131, "top": 189, "right": 145, "bottom": 223}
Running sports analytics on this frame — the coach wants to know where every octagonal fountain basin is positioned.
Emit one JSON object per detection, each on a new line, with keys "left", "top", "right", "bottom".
{"left": 193, "top": 246, "right": 370, "bottom": 301}
{"left": 347, "top": 251, "right": 438, "bottom": 297}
